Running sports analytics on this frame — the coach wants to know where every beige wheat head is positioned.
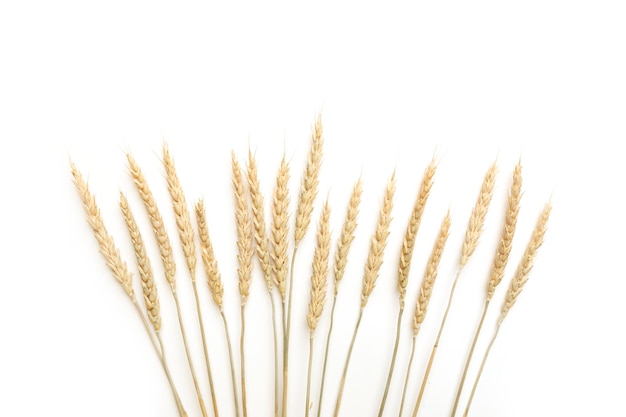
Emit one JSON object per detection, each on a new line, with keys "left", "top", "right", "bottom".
{"left": 120, "top": 192, "right": 161, "bottom": 331}
{"left": 71, "top": 162, "right": 134, "bottom": 297}
{"left": 499, "top": 202, "right": 551, "bottom": 324}
{"left": 307, "top": 199, "right": 331, "bottom": 333}
{"left": 487, "top": 162, "right": 523, "bottom": 300}
{"left": 247, "top": 149, "right": 273, "bottom": 291}
{"left": 195, "top": 199, "right": 224, "bottom": 307}
{"left": 460, "top": 161, "right": 497, "bottom": 267}
{"left": 413, "top": 211, "right": 451, "bottom": 335}
{"left": 398, "top": 158, "right": 436, "bottom": 308}
{"left": 333, "top": 179, "right": 363, "bottom": 296}
{"left": 232, "top": 151, "right": 253, "bottom": 304}
{"left": 271, "top": 154, "right": 290, "bottom": 301}
{"left": 163, "top": 144, "right": 197, "bottom": 279}
{"left": 294, "top": 114, "right": 323, "bottom": 245}
{"left": 361, "top": 173, "right": 396, "bottom": 308}
{"left": 127, "top": 153, "right": 176, "bottom": 286}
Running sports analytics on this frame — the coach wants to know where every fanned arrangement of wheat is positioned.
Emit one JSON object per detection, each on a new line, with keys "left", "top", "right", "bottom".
{"left": 71, "top": 116, "right": 551, "bottom": 417}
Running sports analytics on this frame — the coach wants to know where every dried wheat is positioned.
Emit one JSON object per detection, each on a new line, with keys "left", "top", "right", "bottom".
{"left": 271, "top": 154, "right": 290, "bottom": 300}
{"left": 195, "top": 199, "right": 224, "bottom": 307}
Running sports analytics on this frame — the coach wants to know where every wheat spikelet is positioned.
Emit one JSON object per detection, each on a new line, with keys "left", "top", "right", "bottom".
{"left": 271, "top": 154, "right": 290, "bottom": 300}
{"left": 71, "top": 162, "right": 134, "bottom": 297}
{"left": 127, "top": 153, "right": 177, "bottom": 286}
{"left": 307, "top": 199, "right": 331, "bottom": 332}
{"left": 398, "top": 158, "right": 436, "bottom": 307}
{"left": 294, "top": 114, "right": 323, "bottom": 245}
{"left": 247, "top": 149, "right": 272, "bottom": 291}
{"left": 120, "top": 192, "right": 161, "bottom": 331}
{"left": 413, "top": 212, "right": 451, "bottom": 335}
{"left": 163, "top": 144, "right": 197, "bottom": 278}
{"left": 361, "top": 173, "right": 396, "bottom": 308}
{"left": 460, "top": 161, "right": 497, "bottom": 267}
{"left": 487, "top": 161, "right": 523, "bottom": 300}
{"left": 333, "top": 179, "right": 363, "bottom": 296}
{"left": 499, "top": 202, "right": 551, "bottom": 324}
{"left": 232, "top": 151, "right": 253, "bottom": 304}
{"left": 195, "top": 199, "right": 224, "bottom": 307}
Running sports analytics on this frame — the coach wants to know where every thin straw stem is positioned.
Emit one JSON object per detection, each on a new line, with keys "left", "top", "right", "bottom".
{"left": 220, "top": 308, "right": 241, "bottom": 417}
{"left": 269, "top": 291, "right": 280, "bottom": 417}
{"left": 333, "top": 308, "right": 364, "bottom": 417}
{"left": 377, "top": 306, "right": 405, "bottom": 417}
{"left": 463, "top": 324, "right": 501, "bottom": 417}
{"left": 305, "top": 334, "right": 315, "bottom": 417}
{"left": 282, "top": 246, "right": 298, "bottom": 417}
{"left": 449, "top": 300, "right": 490, "bottom": 417}
{"left": 241, "top": 305, "right": 248, "bottom": 417}
{"left": 398, "top": 335, "right": 417, "bottom": 417}
{"left": 156, "top": 331, "right": 188, "bottom": 417}
{"left": 316, "top": 294, "right": 337, "bottom": 417}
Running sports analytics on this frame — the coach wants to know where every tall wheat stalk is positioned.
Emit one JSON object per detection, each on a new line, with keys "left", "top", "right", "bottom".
{"left": 71, "top": 163, "right": 185, "bottom": 416}
{"left": 247, "top": 149, "right": 281, "bottom": 417}
{"left": 284, "top": 115, "right": 323, "bottom": 417}
{"left": 450, "top": 162, "right": 522, "bottom": 417}
{"left": 463, "top": 202, "right": 551, "bottom": 417}
{"left": 378, "top": 159, "right": 436, "bottom": 417}
{"left": 396, "top": 212, "right": 451, "bottom": 417}
{"left": 411, "top": 161, "right": 497, "bottom": 416}
{"left": 195, "top": 200, "right": 241, "bottom": 417}
{"left": 316, "top": 179, "right": 362, "bottom": 417}
{"left": 163, "top": 144, "right": 216, "bottom": 417}
{"left": 126, "top": 153, "right": 208, "bottom": 416}
{"left": 305, "top": 200, "right": 331, "bottom": 417}
{"left": 333, "top": 173, "right": 396, "bottom": 417}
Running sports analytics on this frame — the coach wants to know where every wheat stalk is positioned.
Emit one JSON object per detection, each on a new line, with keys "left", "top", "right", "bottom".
{"left": 316, "top": 179, "right": 362, "bottom": 417}
{"left": 246, "top": 149, "right": 281, "bottom": 417}
{"left": 195, "top": 199, "right": 241, "bottom": 417}
{"left": 334, "top": 173, "right": 396, "bottom": 417}
{"left": 305, "top": 199, "right": 331, "bottom": 417}
{"left": 464, "top": 202, "right": 551, "bottom": 417}
{"left": 378, "top": 159, "right": 436, "bottom": 417}
{"left": 411, "top": 161, "right": 498, "bottom": 417}
{"left": 119, "top": 192, "right": 187, "bottom": 417}
{"left": 450, "top": 161, "right": 523, "bottom": 417}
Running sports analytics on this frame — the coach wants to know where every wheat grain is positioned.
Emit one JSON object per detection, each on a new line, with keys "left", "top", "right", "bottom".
{"left": 71, "top": 162, "right": 134, "bottom": 297}
{"left": 120, "top": 192, "right": 161, "bottom": 331}
{"left": 333, "top": 179, "right": 363, "bottom": 295}
{"left": 361, "top": 172, "right": 396, "bottom": 308}
{"left": 307, "top": 199, "right": 331, "bottom": 332}
{"left": 127, "top": 153, "right": 177, "bottom": 286}
{"left": 413, "top": 211, "right": 451, "bottom": 335}
{"left": 195, "top": 199, "right": 224, "bottom": 307}
{"left": 460, "top": 161, "right": 497, "bottom": 267}
{"left": 487, "top": 162, "right": 522, "bottom": 300}
{"left": 294, "top": 113, "right": 323, "bottom": 245}
{"left": 398, "top": 158, "right": 436, "bottom": 307}
{"left": 232, "top": 151, "right": 254, "bottom": 304}
{"left": 271, "top": 154, "right": 290, "bottom": 300}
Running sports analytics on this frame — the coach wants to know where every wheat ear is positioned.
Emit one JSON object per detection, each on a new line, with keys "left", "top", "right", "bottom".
{"left": 464, "top": 202, "right": 551, "bottom": 417}
{"left": 271, "top": 154, "right": 290, "bottom": 301}
{"left": 196, "top": 205, "right": 241, "bottom": 417}
{"left": 411, "top": 161, "right": 498, "bottom": 417}
{"left": 334, "top": 173, "right": 396, "bottom": 417}
{"left": 246, "top": 149, "right": 281, "bottom": 417}
{"left": 317, "top": 179, "right": 362, "bottom": 417}
{"left": 377, "top": 160, "right": 436, "bottom": 417}
{"left": 450, "top": 162, "right": 523, "bottom": 417}
{"left": 119, "top": 192, "right": 187, "bottom": 417}
{"left": 305, "top": 199, "right": 331, "bottom": 417}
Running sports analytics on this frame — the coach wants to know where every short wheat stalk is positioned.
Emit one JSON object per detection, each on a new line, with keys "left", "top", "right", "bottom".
{"left": 247, "top": 148, "right": 281, "bottom": 417}
{"left": 195, "top": 200, "right": 241, "bottom": 417}
{"left": 334, "top": 173, "right": 395, "bottom": 417}
{"left": 119, "top": 192, "right": 187, "bottom": 417}
{"left": 284, "top": 114, "right": 323, "bottom": 417}
{"left": 450, "top": 162, "right": 522, "bottom": 417}
{"left": 317, "top": 179, "right": 362, "bottom": 417}
{"left": 397, "top": 212, "right": 450, "bottom": 417}
{"left": 305, "top": 200, "right": 331, "bottom": 417}
{"left": 412, "top": 161, "right": 497, "bottom": 416}
{"left": 127, "top": 152, "right": 207, "bottom": 417}
{"left": 464, "top": 202, "right": 551, "bottom": 417}
{"left": 378, "top": 159, "right": 436, "bottom": 417}
{"left": 163, "top": 144, "right": 216, "bottom": 417}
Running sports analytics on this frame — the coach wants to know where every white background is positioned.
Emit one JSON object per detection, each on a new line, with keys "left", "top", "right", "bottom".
{"left": 1, "top": 1, "right": 625, "bottom": 416}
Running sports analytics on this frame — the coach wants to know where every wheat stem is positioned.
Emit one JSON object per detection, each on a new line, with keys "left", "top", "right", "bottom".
{"left": 241, "top": 305, "right": 248, "bottom": 417}
{"left": 333, "top": 308, "right": 363, "bottom": 417}
{"left": 270, "top": 290, "right": 281, "bottom": 417}
{"left": 316, "top": 294, "right": 337, "bottom": 417}
{"left": 398, "top": 335, "right": 417, "bottom": 417}
{"left": 282, "top": 246, "right": 298, "bottom": 417}
{"left": 193, "top": 281, "right": 219, "bottom": 417}
{"left": 305, "top": 334, "right": 315, "bottom": 417}
{"left": 156, "top": 331, "right": 188, "bottom": 417}
{"left": 462, "top": 324, "right": 500, "bottom": 417}
{"left": 220, "top": 308, "right": 241, "bottom": 417}
{"left": 377, "top": 306, "right": 404, "bottom": 417}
